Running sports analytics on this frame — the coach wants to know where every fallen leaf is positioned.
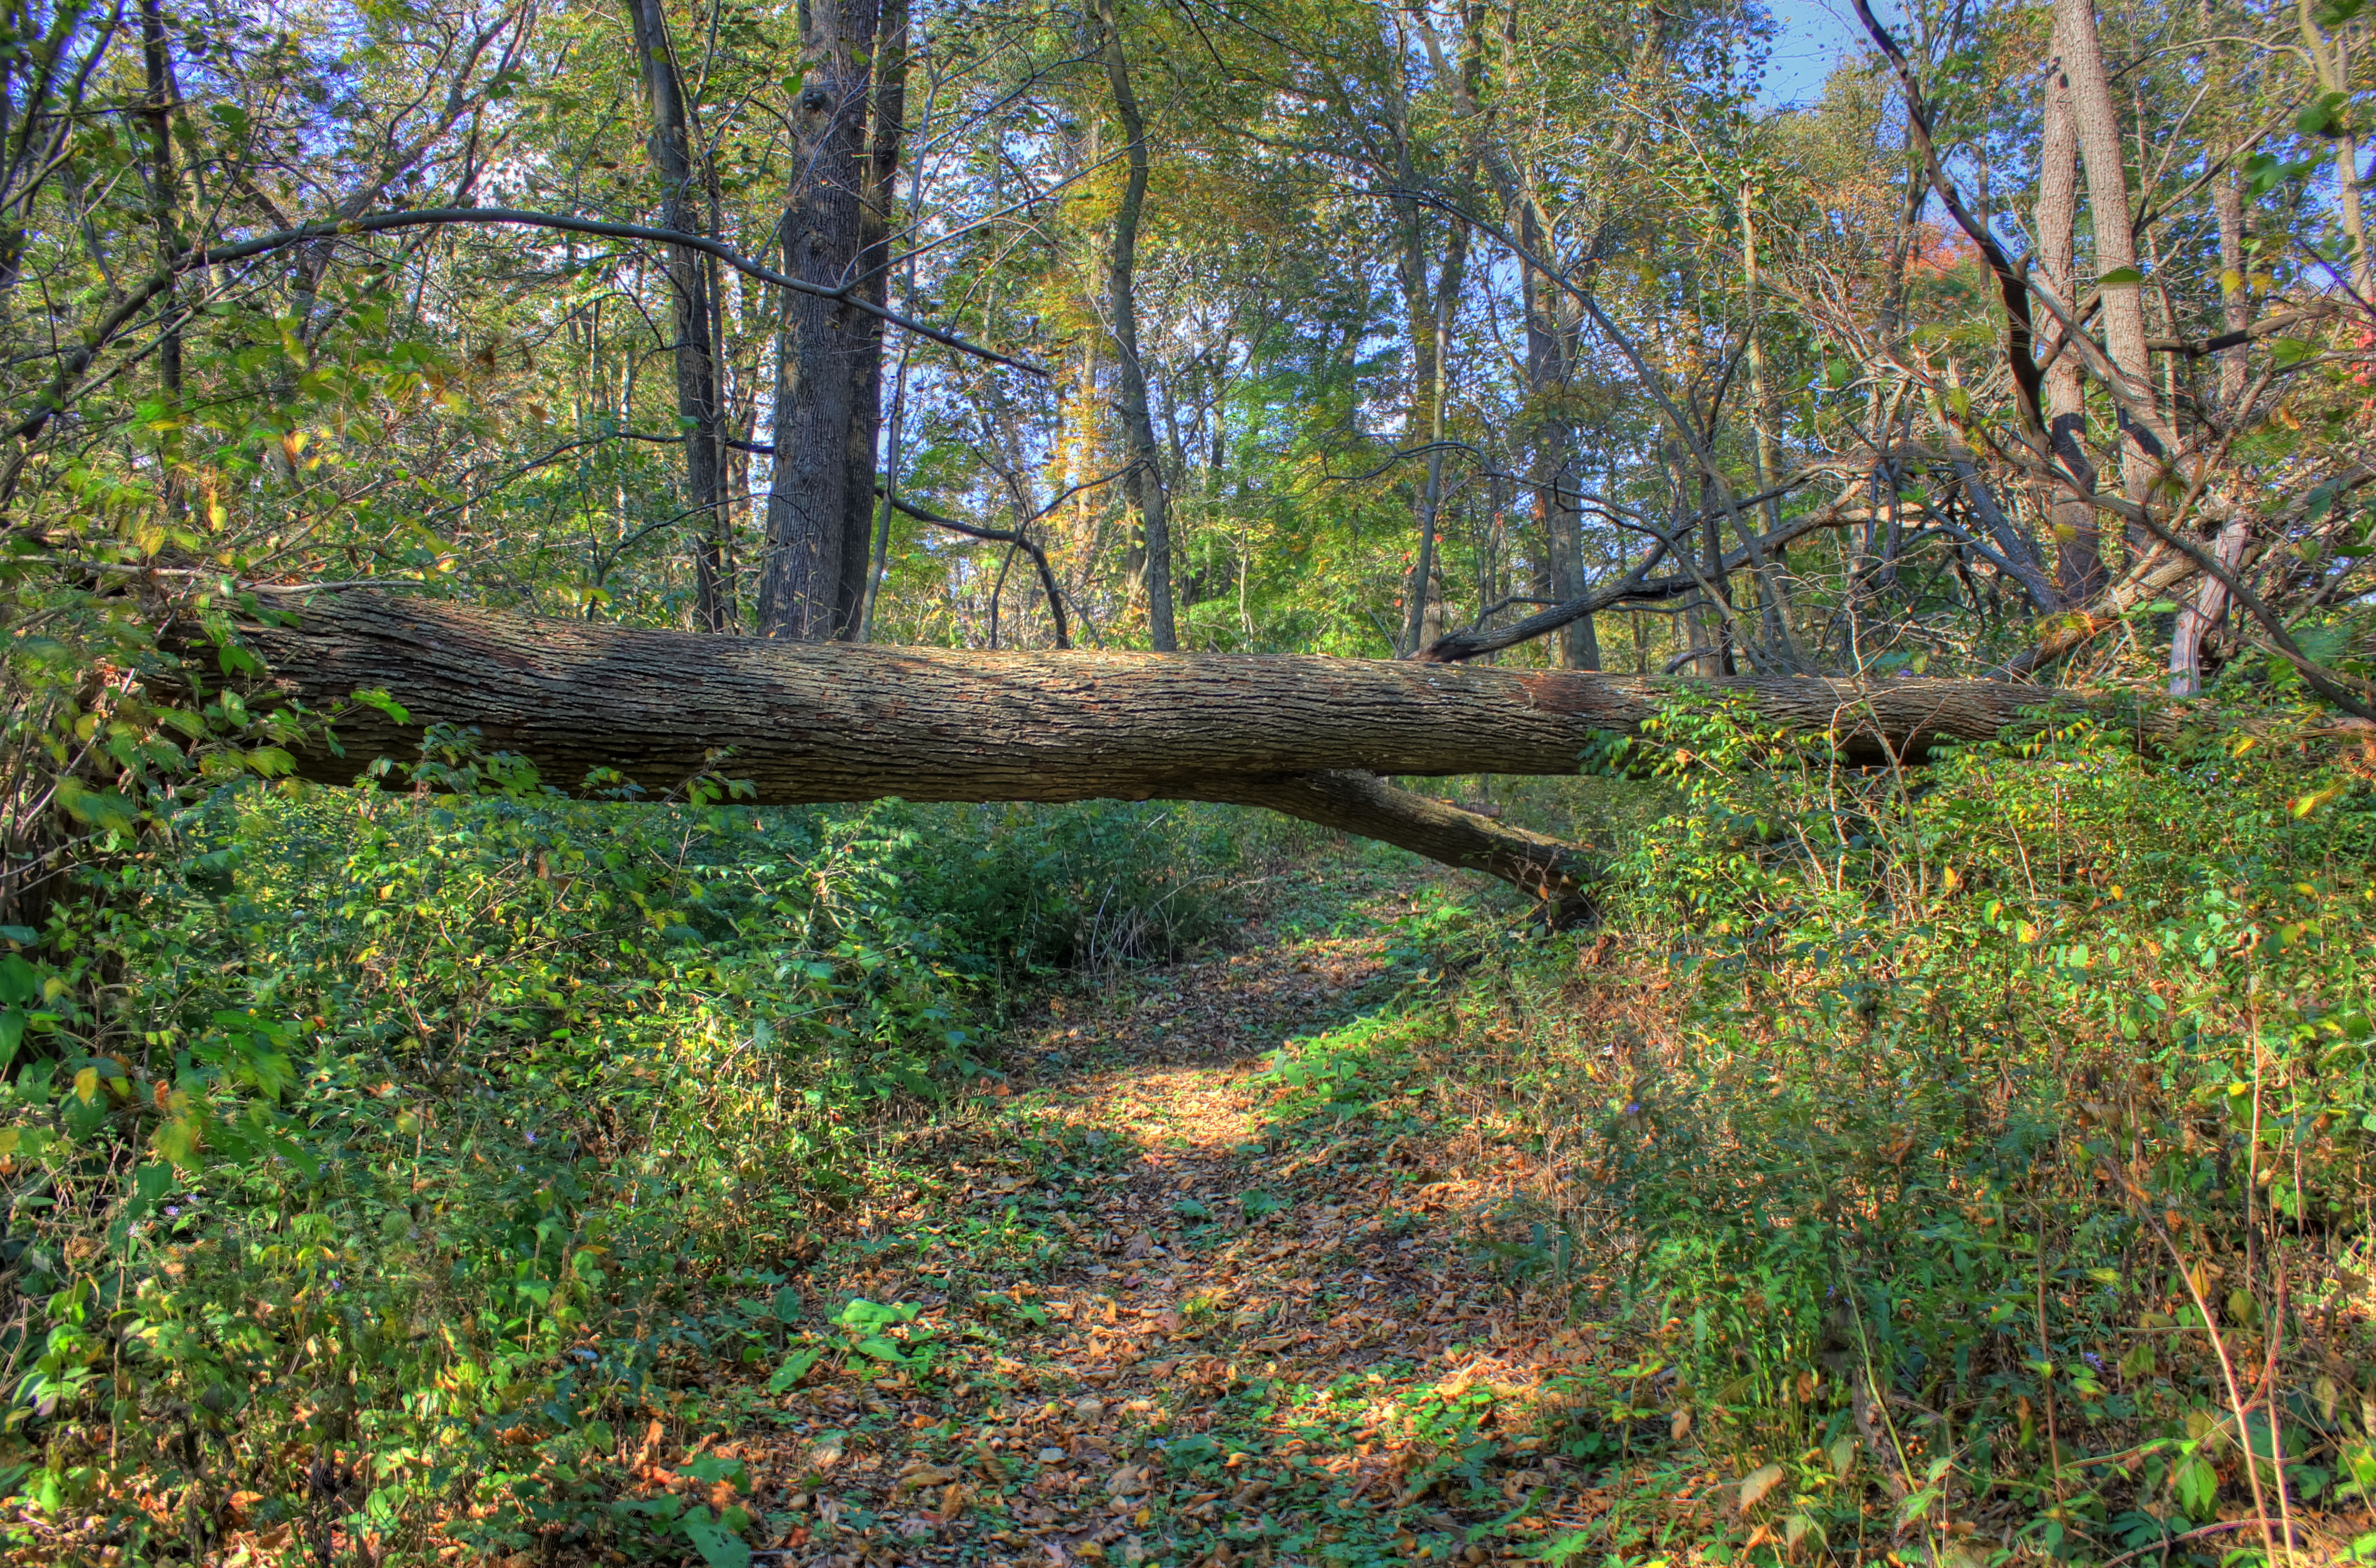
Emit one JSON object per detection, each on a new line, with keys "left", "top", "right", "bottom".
{"left": 895, "top": 1463, "right": 961, "bottom": 1494}
{"left": 1737, "top": 1462, "right": 1785, "bottom": 1513}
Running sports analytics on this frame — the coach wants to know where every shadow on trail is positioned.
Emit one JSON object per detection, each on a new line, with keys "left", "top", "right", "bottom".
{"left": 726, "top": 872, "right": 1685, "bottom": 1568}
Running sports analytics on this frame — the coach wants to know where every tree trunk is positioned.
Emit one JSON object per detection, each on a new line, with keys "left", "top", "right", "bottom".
{"left": 1097, "top": 0, "right": 1177, "bottom": 651}
{"left": 839, "top": 0, "right": 909, "bottom": 638}
{"left": 2053, "top": 0, "right": 2161, "bottom": 515}
{"left": 756, "top": 0, "right": 883, "bottom": 640}
{"left": 2168, "top": 515, "right": 2249, "bottom": 697}
{"left": 1194, "top": 771, "right": 1589, "bottom": 909}
{"left": 2299, "top": 0, "right": 2371, "bottom": 296}
{"left": 1401, "top": 214, "right": 1467, "bottom": 657}
{"left": 218, "top": 591, "right": 2203, "bottom": 919}
{"left": 1699, "top": 474, "right": 1735, "bottom": 676}
{"left": 139, "top": 0, "right": 183, "bottom": 413}
{"left": 1522, "top": 232, "right": 1595, "bottom": 671}
{"left": 2034, "top": 42, "right": 2106, "bottom": 603}
{"left": 2210, "top": 166, "right": 2250, "bottom": 413}
{"left": 1733, "top": 189, "right": 1803, "bottom": 665}
{"left": 627, "top": 0, "right": 730, "bottom": 631}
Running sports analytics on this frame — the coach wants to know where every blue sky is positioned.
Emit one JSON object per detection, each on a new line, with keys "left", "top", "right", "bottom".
{"left": 1758, "top": 0, "right": 1874, "bottom": 109}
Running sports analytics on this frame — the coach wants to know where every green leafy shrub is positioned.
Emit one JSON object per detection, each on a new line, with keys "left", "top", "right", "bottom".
{"left": 1498, "top": 693, "right": 2376, "bottom": 1555}
{"left": 883, "top": 798, "right": 1242, "bottom": 974}
{"left": 0, "top": 739, "right": 1248, "bottom": 1560}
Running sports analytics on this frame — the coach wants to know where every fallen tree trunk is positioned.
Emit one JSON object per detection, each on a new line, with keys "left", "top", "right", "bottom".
{"left": 1188, "top": 770, "right": 1594, "bottom": 908}
{"left": 211, "top": 591, "right": 2172, "bottom": 909}
{"left": 232, "top": 593, "right": 2110, "bottom": 786}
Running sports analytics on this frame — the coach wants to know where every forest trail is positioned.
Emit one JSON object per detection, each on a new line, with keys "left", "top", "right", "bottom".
{"left": 712, "top": 876, "right": 1670, "bottom": 1568}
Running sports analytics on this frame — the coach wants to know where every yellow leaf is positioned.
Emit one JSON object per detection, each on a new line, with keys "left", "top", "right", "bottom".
{"left": 1737, "top": 1462, "right": 1786, "bottom": 1513}
{"left": 74, "top": 1067, "right": 98, "bottom": 1105}
{"left": 0, "top": 1127, "right": 18, "bottom": 1156}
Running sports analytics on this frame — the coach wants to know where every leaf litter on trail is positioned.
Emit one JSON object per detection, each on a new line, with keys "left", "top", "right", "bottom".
{"left": 704, "top": 877, "right": 1676, "bottom": 1565}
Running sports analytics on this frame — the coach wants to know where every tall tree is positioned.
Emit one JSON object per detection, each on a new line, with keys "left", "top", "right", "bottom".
{"left": 2052, "top": 0, "right": 2159, "bottom": 509}
{"left": 840, "top": 0, "right": 912, "bottom": 640}
{"left": 626, "top": 0, "right": 730, "bottom": 631}
{"left": 1097, "top": 0, "right": 1178, "bottom": 651}
{"left": 2035, "top": 36, "right": 2106, "bottom": 602}
{"left": 757, "top": 0, "right": 886, "bottom": 639}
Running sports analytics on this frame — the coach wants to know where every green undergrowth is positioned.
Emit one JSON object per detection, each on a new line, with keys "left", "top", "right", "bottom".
{"left": 0, "top": 750, "right": 1253, "bottom": 1563}
{"left": 1295, "top": 695, "right": 2376, "bottom": 1564}
{"left": 8, "top": 688, "right": 2376, "bottom": 1567}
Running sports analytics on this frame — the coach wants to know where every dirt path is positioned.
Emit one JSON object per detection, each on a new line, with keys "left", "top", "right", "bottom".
{"left": 718, "top": 876, "right": 1655, "bottom": 1567}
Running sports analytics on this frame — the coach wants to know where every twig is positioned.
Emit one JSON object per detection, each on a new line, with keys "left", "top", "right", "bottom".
{"left": 2095, "top": 1520, "right": 2255, "bottom": 1568}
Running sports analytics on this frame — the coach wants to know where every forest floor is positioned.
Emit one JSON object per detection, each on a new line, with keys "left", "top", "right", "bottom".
{"left": 674, "top": 869, "right": 1723, "bottom": 1568}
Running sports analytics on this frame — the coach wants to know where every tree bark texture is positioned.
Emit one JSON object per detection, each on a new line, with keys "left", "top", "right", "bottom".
{"left": 218, "top": 593, "right": 2312, "bottom": 909}
{"left": 627, "top": 0, "right": 730, "bottom": 631}
{"left": 139, "top": 0, "right": 184, "bottom": 410}
{"left": 757, "top": 0, "right": 883, "bottom": 639}
{"left": 2034, "top": 46, "right": 2106, "bottom": 603}
{"left": 1401, "top": 213, "right": 1466, "bottom": 657}
{"left": 839, "top": 0, "right": 909, "bottom": 638}
{"left": 1189, "top": 771, "right": 1589, "bottom": 907}
{"left": 1521, "top": 239, "right": 1596, "bottom": 671}
{"left": 1097, "top": 0, "right": 1177, "bottom": 651}
{"left": 2168, "top": 515, "right": 2248, "bottom": 697}
{"left": 2052, "top": 0, "right": 2161, "bottom": 509}
{"left": 234, "top": 591, "right": 2163, "bottom": 794}
{"left": 2210, "top": 166, "right": 2250, "bottom": 413}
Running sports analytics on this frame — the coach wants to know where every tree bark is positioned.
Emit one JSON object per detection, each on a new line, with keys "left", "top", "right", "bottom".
{"left": 839, "top": 0, "right": 909, "bottom": 638}
{"left": 139, "top": 0, "right": 184, "bottom": 413}
{"left": 213, "top": 591, "right": 2354, "bottom": 913}
{"left": 2210, "top": 165, "right": 2250, "bottom": 413}
{"left": 1735, "top": 189, "right": 1803, "bottom": 663}
{"left": 2052, "top": 0, "right": 2161, "bottom": 514}
{"left": 1191, "top": 770, "right": 1590, "bottom": 909}
{"left": 1097, "top": 0, "right": 1177, "bottom": 651}
{"left": 2299, "top": 0, "right": 2371, "bottom": 296}
{"left": 2168, "top": 515, "right": 2248, "bottom": 697}
{"left": 1401, "top": 214, "right": 1466, "bottom": 657}
{"left": 756, "top": 0, "right": 883, "bottom": 639}
{"left": 131, "top": 0, "right": 195, "bottom": 542}
{"left": 2034, "top": 48, "right": 2105, "bottom": 603}
{"left": 1521, "top": 229, "right": 1596, "bottom": 671}
{"left": 627, "top": 0, "right": 730, "bottom": 631}
{"left": 231, "top": 591, "right": 2170, "bottom": 795}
